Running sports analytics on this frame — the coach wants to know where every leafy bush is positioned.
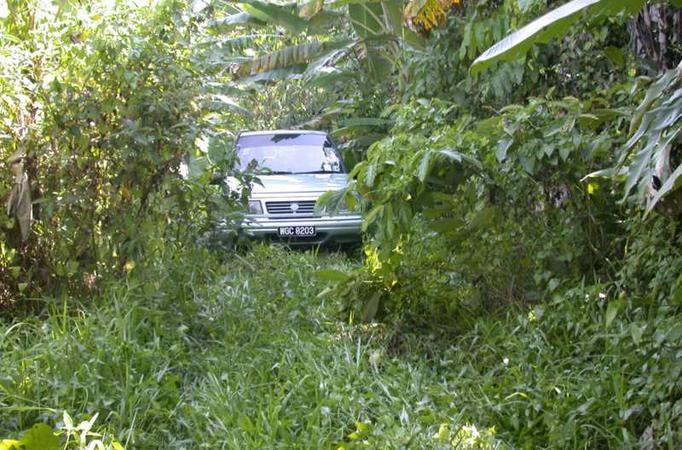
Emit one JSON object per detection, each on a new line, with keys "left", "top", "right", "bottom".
{"left": 1, "top": 414, "right": 123, "bottom": 450}
{"left": 327, "top": 92, "right": 634, "bottom": 321}
{"left": 0, "top": 0, "right": 251, "bottom": 306}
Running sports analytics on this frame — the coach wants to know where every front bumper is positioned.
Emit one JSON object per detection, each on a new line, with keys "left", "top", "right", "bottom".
{"left": 240, "top": 215, "right": 362, "bottom": 246}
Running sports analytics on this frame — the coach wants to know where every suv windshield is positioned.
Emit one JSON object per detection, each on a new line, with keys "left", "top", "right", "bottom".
{"left": 236, "top": 133, "right": 344, "bottom": 174}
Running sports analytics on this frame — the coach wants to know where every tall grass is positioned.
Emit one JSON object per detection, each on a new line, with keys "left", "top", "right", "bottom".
{"left": 1, "top": 244, "right": 680, "bottom": 448}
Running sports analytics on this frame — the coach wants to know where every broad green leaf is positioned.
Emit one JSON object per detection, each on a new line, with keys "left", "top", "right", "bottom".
{"left": 239, "top": 0, "right": 310, "bottom": 34}
{"left": 417, "top": 150, "right": 432, "bottom": 182}
{"left": 307, "top": 10, "right": 346, "bottom": 31}
{"left": 496, "top": 139, "right": 512, "bottom": 162}
{"left": 603, "top": 46, "right": 624, "bottom": 66}
{"left": 241, "top": 64, "right": 308, "bottom": 84}
{"left": 208, "top": 95, "right": 252, "bottom": 117}
{"left": 345, "top": 189, "right": 359, "bottom": 210}
{"left": 381, "top": 0, "right": 405, "bottom": 36}
{"left": 318, "top": 181, "right": 355, "bottom": 210}
{"left": 576, "top": 113, "right": 601, "bottom": 129}
{"left": 236, "top": 40, "right": 353, "bottom": 80}
{"left": 297, "top": 106, "right": 348, "bottom": 128}
{"left": 468, "top": 207, "right": 497, "bottom": 230}
{"left": 428, "top": 217, "right": 465, "bottom": 233}
{"left": 438, "top": 149, "right": 482, "bottom": 170}
{"left": 625, "top": 128, "right": 678, "bottom": 199}
{"left": 519, "top": 155, "right": 536, "bottom": 174}
{"left": 629, "top": 72, "right": 678, "bottom": 135}
{"left": 348, "top": 2, "right": 396, "bottom": 79}
{"left": 20, "top": 424, "right": 60, "bottom": 450}
{"left": 364, "top": 45, "right": 394, "bottom": 80}
{"left": 363, "top": 204, "right": 384, "bottom": 231}
{"left": 605, "top": 298, "right": 623, "bottom": 328}
{"left": 471, "top": 0, "right": 645, "bottom": 75}
{"left": 623, "top": 140, "right": 655, "bottom": 197}
{"left": 401, "top": 26, "right": 427, "bottom": 51}
{"left": 348, "top": 2, "right": 384, "bottom": 38}
{"left": 210, "top": 12, "right": 266, "bottom": 30}
{"left": 303, "top": 68, "right": 357, "bottom": 86}
{"left": 559, "top": 145, "right": 571, "bottom": 161}
{"left": 437, "top": 149, "right": 462, "bottom": 163}
{"left": 315, "top": 269, "right": 350, "bottom": 282}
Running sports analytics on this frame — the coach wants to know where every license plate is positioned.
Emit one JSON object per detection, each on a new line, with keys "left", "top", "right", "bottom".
{"left": 278, "top": 226, "right": 316, "bottom": 237}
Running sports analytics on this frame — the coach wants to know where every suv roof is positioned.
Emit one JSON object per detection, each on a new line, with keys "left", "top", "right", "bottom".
{"left": 238, "top": 129, "right": 327, "bottom": 138}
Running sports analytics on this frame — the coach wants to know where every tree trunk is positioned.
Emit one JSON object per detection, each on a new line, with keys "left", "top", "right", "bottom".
{"left": 629, "top": 3, "right": 682, "bottom": 71}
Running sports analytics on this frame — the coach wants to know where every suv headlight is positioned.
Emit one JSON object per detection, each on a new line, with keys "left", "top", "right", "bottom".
{"left": 247, "top": 200, "right": 263, "bottom": 215}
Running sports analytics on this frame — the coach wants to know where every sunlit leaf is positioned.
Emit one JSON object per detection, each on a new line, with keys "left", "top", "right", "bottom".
{"left": 207, "top": 94, "right": 252, "bottom": 117}
{"left": 236, "top": 40, "right": 353, "bottom": 79}
{"left": 315, "top": 268, "right": 350, "bottom": 282}
{"left": 20, "top": 424, "right": 60, "bottom": 450}
{"left": 0, "top": 441, "right": 21, "bottom": 450}
{"left": 209, "top": 12, "right": 266, "bottom": 31}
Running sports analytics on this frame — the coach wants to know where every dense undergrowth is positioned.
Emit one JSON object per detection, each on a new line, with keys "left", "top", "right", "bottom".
{"left": 2, "top": 0, "right": 682, "bottom": 448}
{"left": 1, "top": 235, "right": 680, "bottom": 448}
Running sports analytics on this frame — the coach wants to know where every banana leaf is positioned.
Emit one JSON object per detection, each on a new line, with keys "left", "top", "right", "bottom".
{"left": 470, "top": 0, "right": 646, "bottom": 75}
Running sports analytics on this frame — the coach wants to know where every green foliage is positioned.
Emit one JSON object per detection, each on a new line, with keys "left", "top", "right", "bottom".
{"left": 0, "top": 0, "right": 252, "bottom": 304}
{"left": 2, "top": 243, "right": 680, "bottom": 447}
{"left": 324, "top": 90, "right": 634, "bottom": 319}
{"left": 619, "top": 64, "right": 682, "bottom": 215}
{"left": 470, "top": 0, "right": 646, "bottom": 75}
{"left": 1, "top": 414, "right": 123, "bottom": 449}
{"left": 406, "top": 0, "right": 634, "bottom": 109}
{"left": 406, "top": 1, "right": 527, "bottom": 108}
{"left": 616, "top": 217, "right": 682, "bottom": 305}
{"left": 1, "top": 0, "right": 681, "bottom": 448}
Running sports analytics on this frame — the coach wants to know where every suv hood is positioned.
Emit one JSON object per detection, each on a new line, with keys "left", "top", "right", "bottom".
{"left": 228, "top": 173, "right": 349, "bottom": 195}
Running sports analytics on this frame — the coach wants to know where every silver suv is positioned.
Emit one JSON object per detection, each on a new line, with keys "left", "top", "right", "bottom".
{"left": 232, "top": 130, "right": 362, "bottom": 246}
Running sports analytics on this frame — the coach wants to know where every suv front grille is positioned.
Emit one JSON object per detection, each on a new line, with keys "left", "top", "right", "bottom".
{"left": 266, "top": 200, "right": 317, "bottom": 215}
